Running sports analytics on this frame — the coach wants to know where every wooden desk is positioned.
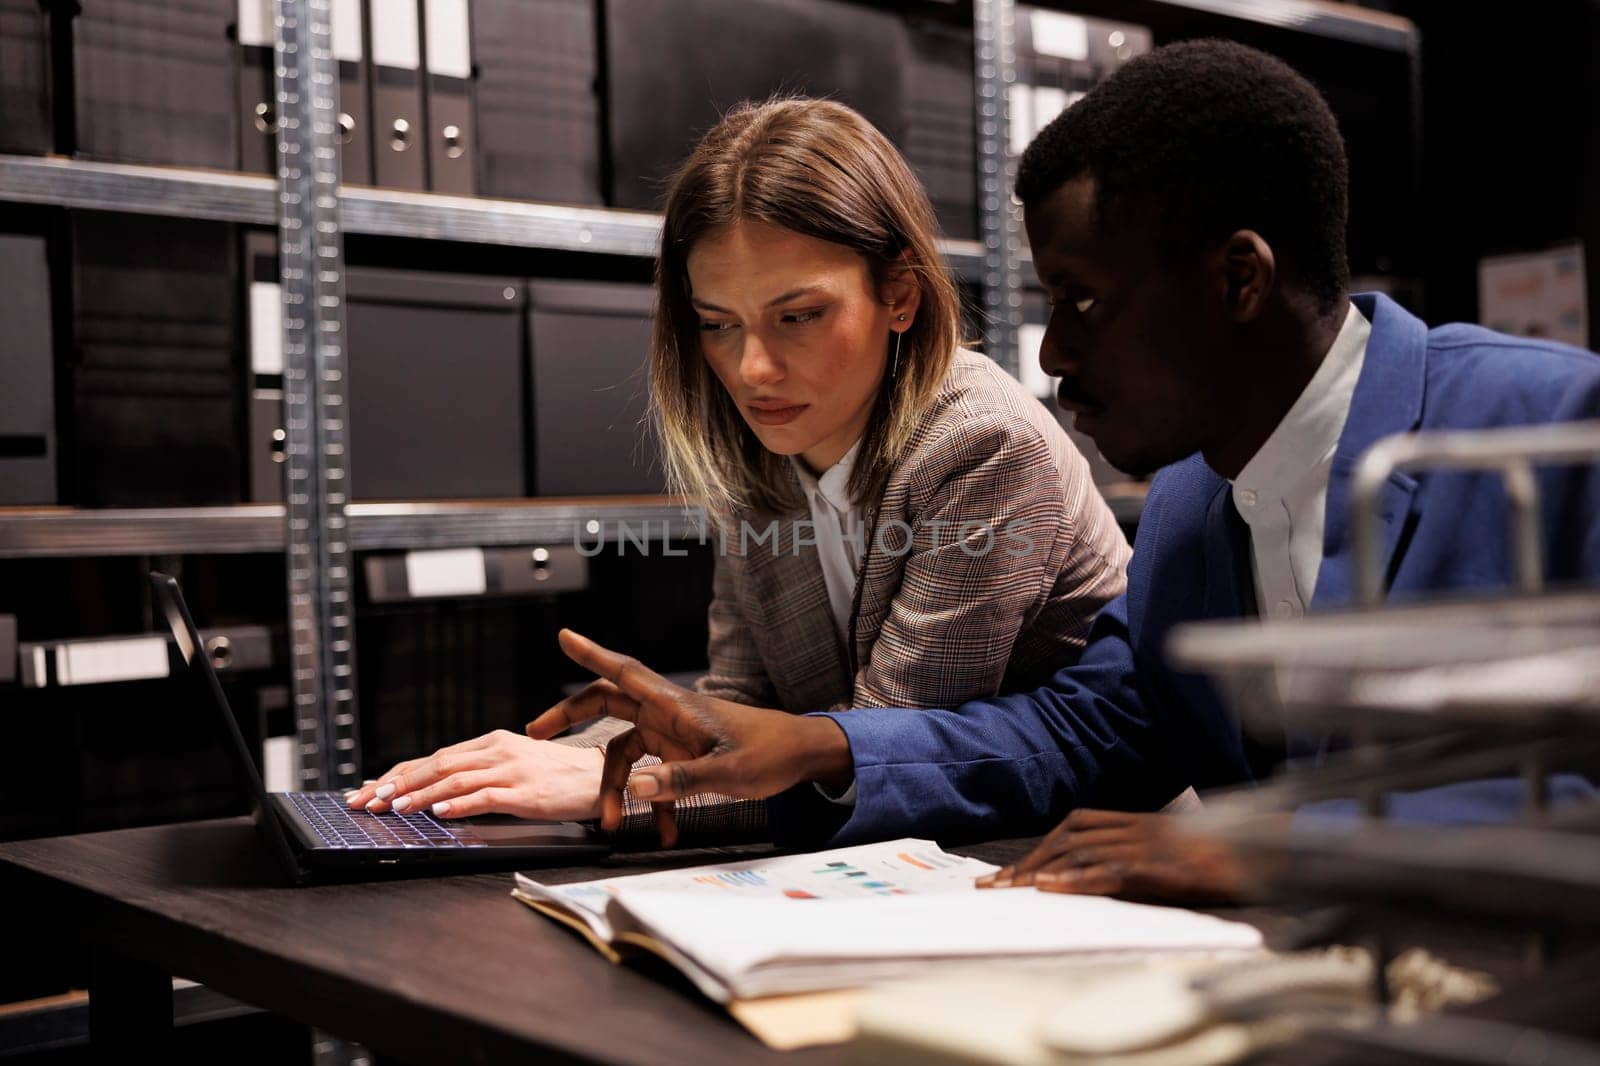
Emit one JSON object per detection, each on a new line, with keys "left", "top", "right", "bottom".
{"left": 0, "top": 818, "right": 1050, "bottom": 1064}
{"left": 22, "top": 817, "right": 1584, "bottom": 1066}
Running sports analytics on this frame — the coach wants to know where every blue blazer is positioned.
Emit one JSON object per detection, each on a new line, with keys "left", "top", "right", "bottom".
{"left": 774, "top": 294, "right": 1600, "bottom": 845}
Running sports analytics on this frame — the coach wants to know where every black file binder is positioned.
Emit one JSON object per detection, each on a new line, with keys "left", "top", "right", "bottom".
{"left": 74, "top": 0, "right": 235, "bottom": 168}
{"left": 344, "top": 268, "right": 526, "bottom": 500}
{"left": 332, "top": 0, "right": 373, "bottom": 184}
{"left": 0, "top": 0, "right": 53, "bottom": 154}
{"left": 0, "top": 615, "right": 15, "bottom": 685}
{"left": 526, "top": 280, "right": 664, "bottom": 497}
{"left": 243, "top": 231, "right": 286, "bottom": 503}
{"left": 0, "top": 233, "right": 57, "bottom": 505}
{"left": 603, "top": 0, "right": 908, "bottom": 211}
{"left": 421, "top": 0, "right": 474, "bottom": 194}
{"left": 70, "top": 215, "right": 242, "bottom": 506}
{"left": 366, "top": 0, "right": 425, "bottom": 189}
{"left": 471, "top": 0, "right": 601, "bottom": 205}
{"left": 236, "top": 0, "right": 372, "bottom": 184}
{"left": 235, "top": 0, "right": 276, "bottom": 175}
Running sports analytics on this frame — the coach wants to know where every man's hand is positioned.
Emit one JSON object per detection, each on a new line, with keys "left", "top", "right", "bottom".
{"left": 975, "top": 809, "right": 1248, "bottom": 903}
{"left": 525, "top": 629, "right": 854, "bottom": 846}
{"left": 344, "top": 731, "right": 605, "bottom": 821}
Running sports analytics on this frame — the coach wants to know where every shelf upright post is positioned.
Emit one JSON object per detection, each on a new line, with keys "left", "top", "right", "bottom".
{"left": 276, "top": 4, "right": 368, "bottom": 1063}
{"left": 974, "top": 0, "right": 1024, "bottom": 377}
{"left": 274, "top": 0, "right": 362, "bottom": 795}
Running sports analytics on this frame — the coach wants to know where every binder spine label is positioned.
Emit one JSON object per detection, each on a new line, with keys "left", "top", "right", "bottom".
{"left": 370, "top": 0, "right": 420, "bottom": 69}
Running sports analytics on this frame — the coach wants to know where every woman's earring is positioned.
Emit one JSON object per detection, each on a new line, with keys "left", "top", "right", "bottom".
{"left": 891, "top": 329, "right": 903, "bottom": 380}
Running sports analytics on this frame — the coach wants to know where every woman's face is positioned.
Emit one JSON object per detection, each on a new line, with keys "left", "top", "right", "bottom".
{"left": 686, "top": 220, "right": 918, "bottom": 474}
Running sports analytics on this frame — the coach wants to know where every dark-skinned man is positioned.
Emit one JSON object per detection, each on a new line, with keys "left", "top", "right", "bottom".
{"left": 528, "top": 40, "right": 1600, "bottom": 903}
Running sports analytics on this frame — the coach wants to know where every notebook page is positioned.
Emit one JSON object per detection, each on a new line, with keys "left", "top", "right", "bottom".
{"left": 612, "top": 889, "right": 1264, "bottom": 999}
{"left": 514, "top": 837, "right": 994, "bottom": 942}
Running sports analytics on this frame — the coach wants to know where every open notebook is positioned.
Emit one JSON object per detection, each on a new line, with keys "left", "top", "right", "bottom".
{"left": 511, "top": 839, "right": 1263, "bottom": 1004}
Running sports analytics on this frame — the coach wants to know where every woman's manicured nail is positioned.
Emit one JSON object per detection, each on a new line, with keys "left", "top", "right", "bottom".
{"left": 392, "top": 796, "right": 412, "bottom": 812}
{"left": 365, "top": 799, "right": 382, "bottom": 812}
{"left": 432, "top": 801, "right": 451, "bottom": 817}
{"left": 375, "top": 783, "right": 396, "bottom": 801}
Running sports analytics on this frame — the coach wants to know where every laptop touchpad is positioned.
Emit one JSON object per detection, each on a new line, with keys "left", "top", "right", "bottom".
{"left": 452, "top": 816, "right": 601, "bottom": 845}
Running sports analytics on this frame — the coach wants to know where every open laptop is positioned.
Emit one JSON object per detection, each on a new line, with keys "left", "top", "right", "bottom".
{"left": 151, "top": 571, "right": 610, "bottom": 883}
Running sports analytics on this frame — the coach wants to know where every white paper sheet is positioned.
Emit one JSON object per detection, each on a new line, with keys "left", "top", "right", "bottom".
{"left": 620, "top": 889, "right": 1262, "bottom": 1000}
{"left": 517, "top": 839, "right": 995, "bottom": 941}
{"left": 516, "top": 839, "right": 1262, "bottom": 1001}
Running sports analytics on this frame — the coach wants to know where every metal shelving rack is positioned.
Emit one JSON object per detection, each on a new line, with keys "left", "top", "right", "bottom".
{"left": 0, "top": 0, "right": 1419, "bottom": 743}
{"left": 0, "top": 500, "right": 709, "bottom": 558}
{"left": 0, "top": 1, "right": 1023, "bottom": 795}
{"left": 0, "top": 154, "right": 991, "bottom": 276}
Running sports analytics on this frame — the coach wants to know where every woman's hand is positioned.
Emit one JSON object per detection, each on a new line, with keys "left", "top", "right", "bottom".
{"left": 343, "top": 731, "right": 605, "bottom": 821}
{"left": 526, "top": 629, "right": 853, "bottom": 846}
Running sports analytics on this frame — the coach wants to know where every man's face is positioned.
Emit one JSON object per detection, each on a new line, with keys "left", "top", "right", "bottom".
{"left": 1024, "top": 176, "right": 1227, "bottom": 477}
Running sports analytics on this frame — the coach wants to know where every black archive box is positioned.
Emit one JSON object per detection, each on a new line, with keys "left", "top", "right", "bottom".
{"left": 602, "top": 0, "right": 908, "bottom": 212}
{"left": 526, "top": 279, "right": 663, "bottom": 497}
{"left": 73, "top": 0, "right": 236, "bottom": 169}
{"left": 70, "top": 214, "right": 242, "bottom": 506}
{"left": 0, "top": 0, "right": 54, "bottom": 154}
{"left": 344, "top": 267, "right": 527, "bottom": 500}
{"left": 471, "top": 0, "right": 602, "bottom": 205}
{"left": 0, "top": 232, "right": 58, "bottom": 504}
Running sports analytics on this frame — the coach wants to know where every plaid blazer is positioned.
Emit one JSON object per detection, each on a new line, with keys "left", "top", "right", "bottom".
{"left": 563, "top": 351, "right": 1131, "bottom": 843}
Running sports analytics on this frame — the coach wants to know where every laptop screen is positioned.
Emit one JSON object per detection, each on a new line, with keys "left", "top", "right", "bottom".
{"left": 150, "top": 571, "right": 305, "bottom": 881}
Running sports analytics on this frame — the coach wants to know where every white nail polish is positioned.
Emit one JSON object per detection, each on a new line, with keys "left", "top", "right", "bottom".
{"left": 393, "top": 796, "right": 411, "bottom": 812}
{"left": 375, "top": 783, "right": 396, "bottom": 801}
{"left": 432, "top": 801, "right": 451, "bottom": 817}
{"left": 365, "top": 799, "right": 382, "bottom": 812}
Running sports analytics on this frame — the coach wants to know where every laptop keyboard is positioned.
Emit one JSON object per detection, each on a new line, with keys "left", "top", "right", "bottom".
{"left": 286, "top": 791, "right": 488, "bottom": 849}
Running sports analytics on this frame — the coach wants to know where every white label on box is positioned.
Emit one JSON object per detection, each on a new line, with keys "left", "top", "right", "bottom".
{"left": 1030, "top": 10, "right": 1090, "bottom": 61}
{"left": 370, "top": 0, "right": 421, "bottom": 70}
{"left": 1031, "top": 86, "right": 1071, "bottom": 140}
{"left": 237, "top": 0, "right": 274, "bottom": 48}
{"left": 263, "top": 736, "right": 298, "bottom": 793}
{"left": 1018, "top": 322, "right": 1056, "bottom": 400}
{"left": 55, "top": 637, "right": 170, "bottom": 687}
{"left": 250, "top": 282, "right": 285, "bottom": 376}
{"left": 424, "top": 0, "right": 472, "bottom": 79}
{"left": 332, "top": 0, "right": 364, "bottom": 63}
{"left": 1007, "top": 83, "right": 1034, "bottom": 158}
{"left": 405, "top": 548, "right": 488, "bottom": 598}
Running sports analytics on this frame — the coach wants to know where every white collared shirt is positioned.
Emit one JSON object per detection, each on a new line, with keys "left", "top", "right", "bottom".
{"left": 792, "top": 438, "right": 868, "bottom": 642}
{"left": 794, "top": 438, "right": 867, "bottom": 807}
{"left": 1232, "top": 302, "right": 1371, "bottom": 619}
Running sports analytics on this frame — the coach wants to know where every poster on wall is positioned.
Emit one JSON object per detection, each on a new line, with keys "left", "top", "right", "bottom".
{"left": 1478, "top": 242, "right": 1589, "bottom": 349}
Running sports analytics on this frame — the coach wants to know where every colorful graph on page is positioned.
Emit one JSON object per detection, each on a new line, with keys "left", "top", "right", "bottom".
{"left": 545, "top": 839, "right": 995, "bottom": 914}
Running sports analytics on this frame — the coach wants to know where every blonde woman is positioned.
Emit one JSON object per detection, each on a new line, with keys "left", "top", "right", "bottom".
{"left": 348, "top": 99, "right": 1131, "bottom": 837}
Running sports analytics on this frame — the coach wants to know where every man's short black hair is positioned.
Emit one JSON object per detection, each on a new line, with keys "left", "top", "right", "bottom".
{"left": 1017, "top": 39, "right": 1349, "bottom": 312}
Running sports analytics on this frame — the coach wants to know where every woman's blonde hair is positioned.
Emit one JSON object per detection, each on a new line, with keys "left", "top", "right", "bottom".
{"left": 650, "top": 97, "right": 962, "bottom": 519}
